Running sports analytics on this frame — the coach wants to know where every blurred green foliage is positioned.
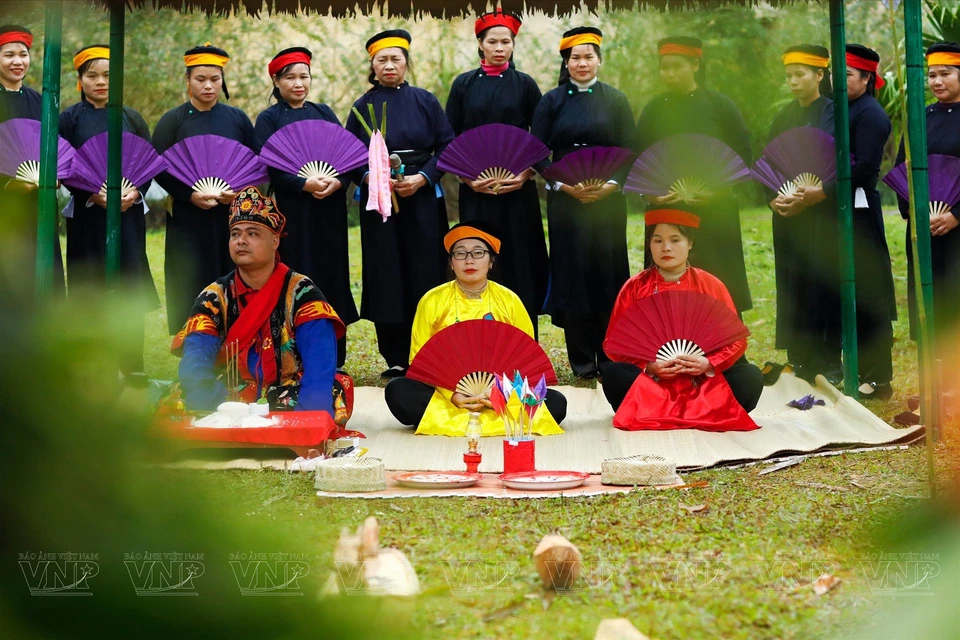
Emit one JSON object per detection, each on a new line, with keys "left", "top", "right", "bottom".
{"left": 1, "top": 7, "right": 958, "bottom": 638}
{"left": 0, "top": 284, "right": 412, "bottom": 637}
{"left": 924, "top": 0, "right": 960, "bottom": 44}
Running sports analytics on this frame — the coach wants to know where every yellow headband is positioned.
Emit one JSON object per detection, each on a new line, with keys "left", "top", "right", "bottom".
{"left": 782, "top": 51, "right": 829, "bottom": 68}
{"left": 927, "top": 51, "right": 960, "bottom": 67}
{"left": 74, "top": 46, "right": 110, "bottom": 92}
{"left": 559, "top": 33, "right": 602, "bottom": 52}
{"left": 367, "top": 37, "right": 410, "bottom": 58}
{"left": 73, "top": 46, "right": 109, "bottom": 71}
{"left": 183, "top": 44, "right": 228, "bottom": 69}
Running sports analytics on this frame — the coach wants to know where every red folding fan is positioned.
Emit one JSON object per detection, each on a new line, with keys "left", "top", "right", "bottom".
{"left": 406, "top": 319, "right": 557, "bottom": 396}
{"left": 604, "top": 291, "right": 749, "bottom": 366}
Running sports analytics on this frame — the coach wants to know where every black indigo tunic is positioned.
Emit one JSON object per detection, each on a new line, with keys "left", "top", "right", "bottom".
{"left": 636, "top": 86, "right": 753, "bottom": 311}
{"left": 344, "top": 83, "right": 455, "bottom": 326}
{"left": 446, "top": 65, "right": 548, "bottom": 321}
{"left": 255, "top": 100, "right": 359, "bottom": 327}
{"left": 531, "top": 80, "right": 639, "bottom": 320}
{"left": 59, "top": 100, "right": 158, "bottom": 309}
{"left": 153, "top": 101, "right": 259, "bottom": 334}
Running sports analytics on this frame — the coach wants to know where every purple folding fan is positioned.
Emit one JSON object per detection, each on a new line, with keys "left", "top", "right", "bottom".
{"left": 162, "top": 134, "right": 268, "bottom": 196}
{"left": 437, "top": 123, "right": 550, "bottom": 183}
{"left": 63, "top": 131, "right": 166, "bottom": 196}
{"left": 625, "top": 133, "right": 749, "bottom": 203}
{"left": 749, "top": 158, "right": 789, "bottom": 194}
{"left": 883, "top": 154, "right": 960, "bottom": 217}
{"left": 0, "top": 118, "right": 75, "bottom": 185}
{"left": 258, "top": 120, "right": 367, "bottom": 180}
{"left": 541, "top": 146, "right": 636, "bottom": 188}
{"left": 754, "top": 126, "right": 837, "bottom": 197}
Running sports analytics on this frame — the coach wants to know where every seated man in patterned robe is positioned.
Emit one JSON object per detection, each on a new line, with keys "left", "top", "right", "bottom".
{"left": 171, "top": 186, "right": 350, "bottom": 418}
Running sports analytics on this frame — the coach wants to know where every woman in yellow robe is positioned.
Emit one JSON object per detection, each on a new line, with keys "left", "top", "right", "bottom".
{"left": 384, "top": 221, "right": 566, "bottom": 436}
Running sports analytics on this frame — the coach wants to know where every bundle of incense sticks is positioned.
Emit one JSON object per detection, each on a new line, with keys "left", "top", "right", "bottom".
{"left": 224, "top": 340, "right": 240, "bottom": 402}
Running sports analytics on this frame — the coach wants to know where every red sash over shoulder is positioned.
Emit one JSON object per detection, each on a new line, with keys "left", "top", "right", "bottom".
{"left": 224, "top": 262, "right": 290, "bottom": 359}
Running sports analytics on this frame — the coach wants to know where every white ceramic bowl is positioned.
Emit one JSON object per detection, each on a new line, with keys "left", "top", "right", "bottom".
{"left": 249, "top": 402, "right": 270, "bottom": 417}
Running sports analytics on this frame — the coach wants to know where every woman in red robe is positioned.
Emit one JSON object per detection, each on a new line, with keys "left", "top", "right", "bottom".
{"left": 600, "top": 209, "right": 763, "bottom": 431}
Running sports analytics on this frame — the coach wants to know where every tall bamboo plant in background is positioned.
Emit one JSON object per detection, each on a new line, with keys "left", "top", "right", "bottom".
{"left": 886, "top": 0, "right": 937, "bottom": 496}
{"left": 923, "top": 0, "right": 960, "bottom": 44}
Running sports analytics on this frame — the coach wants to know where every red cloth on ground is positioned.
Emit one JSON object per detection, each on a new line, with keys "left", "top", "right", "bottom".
{"left": 605, "top": 267, "right": 759, "bottom": 432}
{"left": 155, "top": 411, "right": 336, "bottom": 447}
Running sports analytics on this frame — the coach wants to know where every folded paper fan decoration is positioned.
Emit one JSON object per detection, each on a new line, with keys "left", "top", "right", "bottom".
{"left": 406, "top": 319, "right": 557, "bottom": 396}
{"left": 0, "top": 118, "right": 75, "bottom": 185}
{"left": 437, "top": 124, "right": 550, "bottom": 184}
{"left": 752, "top": 126, "right": 838, "bottom": 198}
{"left": 604, "top": 291, "right": 750, "bottom": 365}
{"left": 162, "top": 134, "right": 268, "bottom": 197}
{"left": 62, "top": 131, "right": 166, "bottom": 196}
{"left": 541, "top": 146, "right": 636, "bottom": 189}
{"left": 624, "top": 133, "right": 749, "bottom": 203}
{"left": 883, "top": 154, "right": 960, "bottom": 218}
{"left": 258, "top": 120, "right": 368, "bottom": 180}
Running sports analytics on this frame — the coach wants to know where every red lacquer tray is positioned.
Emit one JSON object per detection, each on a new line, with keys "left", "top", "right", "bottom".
{"left": 150, "top": 410, "right": 340, "bottom": 458}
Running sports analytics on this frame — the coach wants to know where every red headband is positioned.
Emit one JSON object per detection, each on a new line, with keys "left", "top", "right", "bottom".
{"left": 0, "top": 31, "right": 33, "bottom": 49}
{"left": 475, "top": 11, "right": 521, "bottom": 37}
{"left": 268, "top": 51, "right": 311, "bottom": 78}
{"left": 645, "top": 209, "right": 701, "bottom": 228}
{"left": 659, "top": 43, "right": 702, "bottom": 59}
{"left": 846, "top": 52, "right": 886, "bottom": 89}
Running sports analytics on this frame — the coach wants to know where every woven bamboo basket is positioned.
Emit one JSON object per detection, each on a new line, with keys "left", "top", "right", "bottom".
{"left": 601, "top": 454, "right": 678, "bottom": 486}
{"left": 315, "top": 457, "right": 386, "bottom": 492}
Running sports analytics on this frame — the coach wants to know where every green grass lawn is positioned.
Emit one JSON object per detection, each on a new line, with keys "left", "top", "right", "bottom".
{"left": 141, "top": 208, "right": 958, "bottom": 639}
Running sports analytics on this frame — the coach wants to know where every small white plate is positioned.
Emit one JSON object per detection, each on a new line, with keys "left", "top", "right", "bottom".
{"left": 498, "top": 471, "right": 590, "bottom": 491}
{"left": 393, "top": 472, "right": 483, "bottom": 489}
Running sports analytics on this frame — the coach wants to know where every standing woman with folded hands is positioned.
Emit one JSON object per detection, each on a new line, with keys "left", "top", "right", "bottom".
{"left": 153, "top": 43, "right": 259, "bottom": 334}
{"left": 895, "top": 42, "right": 960, "bottom": 391}
{"left": 445, "top": 9, "right": 547, "bottom": 334}
{"left": 636, "top": 36, "right": 753, "bottom": 314}
{"left": 255, "top": 47, "right": 359, "bottom": 369}
{"left": 839, "top": 44, "right": 896, "bottom": 399}
{"left": 765, "top": 44, "right": 839, "bottom": 385}
{"left": 531, "top": 27, "right": 639, "bottom": 379}
{"left": 59, "top": 44, "right": 159, "bottom": 375}
{"left": 0, "top": 25, "right": 64, "bottom": 294}
{"left": 345, "top": 29, "right": 455, "bottom": 379}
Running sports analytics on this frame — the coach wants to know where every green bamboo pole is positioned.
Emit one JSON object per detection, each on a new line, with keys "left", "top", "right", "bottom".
{"left": 902, "top": 0, "right": 939, "bottom": 493}
{"left": 829, "top": 0, "right": 860, "bottom": 398}
{"left": 35, "top": 0, "right": 63, "bottom": 296}
{"left": 105, "top": 0, "right": 125, "bottom": 281}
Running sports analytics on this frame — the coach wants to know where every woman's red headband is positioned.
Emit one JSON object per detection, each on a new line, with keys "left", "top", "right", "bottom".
{"left": 645, "top": 209, "right": 701, "bottom": 228}
{"left": 846, "top": 52, "right": 886, "bottom": 89}
{"left": 0, "top": 31, "right": 33, "bottom": 49}
{"left": 474, "top": 12, "right": 521, "bottom": 37}
{"left": 268, "top": 51, "right": 311, "bottom": 78}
